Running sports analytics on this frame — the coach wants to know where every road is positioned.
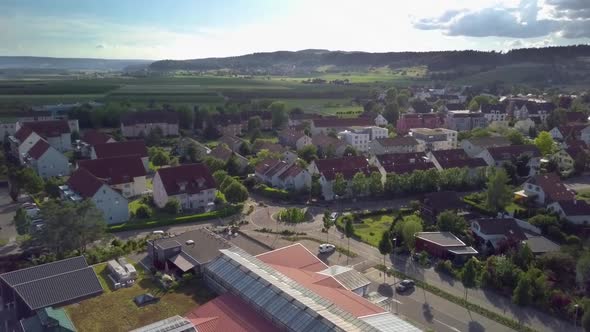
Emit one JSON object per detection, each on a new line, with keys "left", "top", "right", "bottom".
{"left": 0, "top": 188, "right": 21, "bottom": 256}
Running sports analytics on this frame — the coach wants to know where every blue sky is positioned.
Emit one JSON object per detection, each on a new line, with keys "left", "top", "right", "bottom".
{"left": 1, "top": 0, "right": 589, "bottom": 59}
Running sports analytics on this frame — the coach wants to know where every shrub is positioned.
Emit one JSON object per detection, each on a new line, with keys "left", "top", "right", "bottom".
{"left": 163, "top": 199, "right": 181, "bottom": 214}
{"left": 278, "top": 208, "right": 306, "bottom": 223}
{"left": 135, "top": 205, "right": 153, "bottom": 219}
{"left": 435, "top": 260, "right": 455, "bottom": 276}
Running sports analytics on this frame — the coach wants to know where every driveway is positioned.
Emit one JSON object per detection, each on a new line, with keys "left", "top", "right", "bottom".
{"left": 0, "top": 188, "right": 20, "bottom": 256}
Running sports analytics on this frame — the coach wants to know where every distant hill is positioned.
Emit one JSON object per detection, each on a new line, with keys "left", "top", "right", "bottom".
{"left": 0, "top": 56, "right": 152, "bottom": 71}
{"left": 149, "top": 45, "right": 590, "bottom": 74}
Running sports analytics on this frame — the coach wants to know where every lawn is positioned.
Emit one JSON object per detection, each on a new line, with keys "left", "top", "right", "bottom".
{"left": 66, "top": 263, "right": 215, "bottom": 332}
{"left": 576, "top": 188, "right": 590, "bottom": 202}
{"left": 350, "top": 214, "right": 394, "bottom": 247}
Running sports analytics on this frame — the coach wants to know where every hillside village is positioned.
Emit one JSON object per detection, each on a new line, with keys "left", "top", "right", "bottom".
{"left": 2, "top": 86, "right": 590, "bottom": 331}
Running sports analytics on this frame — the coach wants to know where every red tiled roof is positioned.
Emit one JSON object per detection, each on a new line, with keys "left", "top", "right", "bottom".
{"left": 186, "top": 293, "right": 276, "bottom": 332}
{"left": 566, "top": 112, "right": 588, "bottom": 124}
{"left": 93, "top": 140, "right": 147, "bottom": 159}
{"left": 374, "top": 137, "right": 419, "bottom": 147}
{"left": 78, "top": 156, "right": 146, "bottom": 185}
{"left": 313, "top": 118, "right": 373, "bottom": 128}
{"left": 314, "top": 156, "right": 375, "bottom": 180}
{"left": 156, "top": 163, "right": 216, "bottom": 196}
{"left": 14, "top": 126, "right": 33, "bottom": 142}
{"left": 528, "top": 173, "right": 575, "bottom": 202}
{"left": 209, "top": 145, "right": 233, "bottom": 162}
{"left": 376, "top": 152, "right": 434, "bottom": 174}
{"left": 279, "top": 129, "right": 307, "bottom": 146}
{"left": 278, "top": 164, "right": 304, "bottom": 180}
{"left": 431, "top": 149, "right": 487, "bottom": 169}
{"left": 253, "top": 141, "right": 286, "bottom": 154}
{"left": 556, "top": 200, "right": 590, "bottom": 216}
{"left": 472, "top": 218, "right": 527, "bottom": 241}
{"left": 311, "top": 134, "right": 345, "bottom": 149}
{"left": 120, "top": 111, "right": 179, "bottom": 125}
{"left": 81, "top": 130, "right": 113, "bottom": 146}
{"left": 487, "top": 144, "right": 541, "bottom": 161}
{"left": 254, "top": 159, "right": 282, "bottom": 175}
{"left": 21, "top": 120, "right": 70, "bottom": 138}
{"left": 256, "top": 244, "right": 385, "bottom": 318}
{"left": 66, "top": 168, "right": 104, "bottom": 198}
{"left": 556, "top": 124, "right": 587, "bottom": 139}
{"left": 27, "top": 140, "right": 50, "bottom": 160}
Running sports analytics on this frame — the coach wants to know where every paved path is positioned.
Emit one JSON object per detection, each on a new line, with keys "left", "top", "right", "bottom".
{"left": 0, "top": 189, "right": 21, "bottom": 256}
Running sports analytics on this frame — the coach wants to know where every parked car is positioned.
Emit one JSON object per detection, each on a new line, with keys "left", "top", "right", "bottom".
{"left": 395, "top": 279, "right": 415, "bottom": 293}
{"left": 318, "top": 243, "right": 336, "bottom": 254}
{"left": 152, "top": 230, "right": 165, "bottom": 235}
{"left": 329, "top": 212, "right": 339, "bottom": 221}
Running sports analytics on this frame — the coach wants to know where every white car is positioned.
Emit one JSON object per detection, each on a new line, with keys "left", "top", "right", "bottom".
{"left": 318, "top": 243, "right": 336, "bottom": 253}
{"left": 329, "top": 212, "right": 339, "bottom": 221}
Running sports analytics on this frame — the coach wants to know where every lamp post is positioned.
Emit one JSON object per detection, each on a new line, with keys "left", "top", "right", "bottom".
{"left": 390, "top": 234, "right": 398, "bottom": 314}
{"left": 574, "top": 304, "right": 579, "bottom": 329}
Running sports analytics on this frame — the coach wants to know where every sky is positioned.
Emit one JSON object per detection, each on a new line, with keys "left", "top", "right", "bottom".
{"left": 1, "top": 0, "right": 589, "bottom": 60}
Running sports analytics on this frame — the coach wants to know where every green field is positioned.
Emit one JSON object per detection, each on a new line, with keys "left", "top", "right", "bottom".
{"left": 352, "top": 214, "right": 394, "bottom": 247}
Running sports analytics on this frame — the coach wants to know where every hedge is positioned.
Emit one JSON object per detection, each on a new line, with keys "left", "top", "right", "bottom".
{"left": 254, "top": 184, "right": 291, "bottom": 200}
{"left": 375, "top": 265, "right": 536, "bottom": 332}
{"left": 463, "top": 198, "right": 496, "bottom": 216}
{"left": 108, "top": 204, "right": 243, "bottom": 232}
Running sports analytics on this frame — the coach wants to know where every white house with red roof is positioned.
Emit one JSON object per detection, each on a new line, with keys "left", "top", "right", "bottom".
{"left": 548, "top": 200, "right": 590, "bottom": 225}
{"left": 120, "top": 111, "right": 179, "bottom": 138}
{"left": 79, "top": 129, "right": 116, "bottom": 157}
{"left": 10, "top": 126, "right": 43, "bottom": 162}
{"left": 521, "top": 173, "right": 575, "bottom": 205}
{"left": 91, "top": 140, "right": 149, "bottom": 171}
{"left": 24, "top": 139, "right": 70, "bottom": 179}
{"left": 63, "top": 168, "right": 129, "bottom": 224}
{"left": 15, "top": 120, "right": 73, "bottom": 152}
{"left": 152, "top": 163, "right": 217, "bottom": 211}
{"left": 77, "top": 156, "right": 147, "bottom": 198}
{"left": 308, "top": 156, "right": 377, "bottom": 200}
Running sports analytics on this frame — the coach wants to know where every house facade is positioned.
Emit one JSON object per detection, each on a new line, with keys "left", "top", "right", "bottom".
{"left": 255, "top": 158, "right": 311, "bottom": 191}
{"left": 409, "top": 128, "right": 458, "bottom": 151}
{"left": 396, "top": 113, "right": 443, "bottom": 135}
{"left": 77, "top": 156, "right": 147, "bottom": 198}
{"left": 369, "top": 137, "right": 420, "bottom": 155}
{"left": 278, "top": 129, "right": 312, "bottom": 150}
{"left": 461, "top": 136, "right": 511, "bottom": 158}
{"left": 445, "top": 111, "right": 488, "bottom": 131}
{"left": 478, "top": 145, "right": 542, "bottom": 177}
{"left": 310, "top": 118, "right": 374, "bottom": 136}
{"left": 120, "top": 111, "right": 179, "bottom": 138}
{"left": 522, "top": 173, "right": 575, "bottom": 205}
{"left": 308, "top": 156, "right": 377, "bottom": 200}
{"left": 153, "top": 164, "right": 217, "bottom": 211}
{"left": 15, "top": 120, "right": 73, "bottom": 152}
{"left": 548, "top": 200, "right": 590, "bottom": 225}
{"left": 25, "top": 140, "right": 70, "bottom": 179}
{"left": 91, "top": 140, "right": 149, "bottom": 171}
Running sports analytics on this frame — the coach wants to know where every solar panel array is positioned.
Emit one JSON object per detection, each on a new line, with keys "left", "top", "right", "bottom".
{"left": 205, "top": 247, "right": 380, "bottom": 332}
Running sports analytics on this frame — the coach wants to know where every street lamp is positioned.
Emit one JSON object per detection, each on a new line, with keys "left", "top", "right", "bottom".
{"left": 390, "top": 235, "right": 399, "bottom": 314}
{"left": 574, "top": 304, "right": 579, "bottom": 329}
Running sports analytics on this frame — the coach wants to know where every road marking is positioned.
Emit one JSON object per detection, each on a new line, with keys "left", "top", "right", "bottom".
{"left": 391, "top": 298, "right": 403, "bottom": 304}
{"left": 434, "top": 319, "right": 461, "bottom": 332}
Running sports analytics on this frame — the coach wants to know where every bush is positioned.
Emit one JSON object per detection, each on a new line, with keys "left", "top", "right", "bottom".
{"left": 278, "top": 208, "right": 306, "bottom": 223}
{"left": 163, "top": 199, "right": 181, "bottom": 214}
{"left": 436, "top": 260, "right": 455, "bottom": 276}
{"left": 135, "top": 205, "right": 153, "bottom": 219}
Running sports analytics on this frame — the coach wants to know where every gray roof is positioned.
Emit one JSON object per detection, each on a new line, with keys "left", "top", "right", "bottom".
{"left": 319, "top": 266, "right": 371, "bottom": 291}
{"left": 153, "top": 229, "right": 231, "bottom": 264}
{"left": 361, "top": 312, "right": 421, "bottom": 332}
{"left": 524, "top": 234, "right": 560, "bottom": 254}
{"left": 130, "top": 315, "right": 196, "bottom": 332}
{"left": 415, "top": 232, "right": 465, "bottom": 247}
{"left": 1, "top": 256, "right": 103, "bottom": 310}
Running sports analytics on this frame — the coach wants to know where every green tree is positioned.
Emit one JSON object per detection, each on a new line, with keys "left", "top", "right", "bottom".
{"left": 528, "top": 214, "right": 558, "bottom": 234}
{"left": 462, "top": 257, "right": 478, "bottom": 300}
{"left": 344, "top": 217, "right": 355, "bottom": 265}
{"left": 512, "top": 274, "right": 532, "bottom": 306}
{"left": 279, "top": 208, "right": 306, "bottom": 223}
{"left": 534, "top": 131, "right": 556, "bottom": 156}
{"left": 485, "top": 168, "right": 512, "bottom": 213}
{"left": 146, "top": 126, "right": 164, "bottom": 146}
{"left": 576, "top": 252, "right": 590, "bottom": 293}
{"left": 369, "top": 172, "right": 384, "bottom": 197}
{"left": 311, "top": 174, "right": 322, "bottom": 198}
{"left": 383, "top": 102, "right": 399, "bottom": 125}
{"left": 582, "top": 303, "right": 590, "bottom": 332}
{"left": 378, "top": 230, "right": 393, "bottom": 283}
{"left": 176, "top": 105, "right": 194, "bottom": 129}
{"left": 385, "top": 88, "right": 398, "bottom": 104}
{"left": 203, "top": 156, "right": 226, "bottom": 173}
{"left": 323, "top": 211, "right": 332, "bottom": 242}
{"left": 270, "top": 102, "right": 288, "bottom": 129}
{"left": 332, "top": 173, "right": 347, "bottom": 198}
{"left": 37, "top": 200, "right": 106, "bottom": 256}
{"left": 163, "top": 199, "right": 181, "bottom": 214}
{"left": 513, "top": 244, "right": 534, "bottom": 270}
{"left": 343, "top": 145, "right": 358, "bottom": 156}
{"left": 575, "top": 150, "right": 589, "bottom": 174}
{"left": 507, "top": 130, "right": 526, "bottom": 145}
{"left": 351, "top": 172, "right": 368, "bottom": 197}
{"left": 44, "top": 177, "right": 64, "bottom": 198}
{"left": 247, "top": 116, "right": 262, "bottom": 133}
{"left": 186, "top": 142, "right": 201, "bottom": 162}
{"left": 298, "top": 145, "right": 318, "bottom": 163}
{"left": 13, "top": 208, "right": 30, "bottom": 235}
{"left": 401, "top": 216, "right": 423, "bottom": 250}
{"left": 437, "top": 210, "right": 467, "bottom": 235}
{"left": 151, "top": 149, "right": 170, "bottom": 166}
{"left": 225, "top": 154, "right": 241, "bottom": 175}
{"left": 17, "top": 168, "right": 44, "bottom": 194}
{"left": 224, "top": 181, "right": 249, "bottom": 203}
{"left": 212, "top": 170, "right": 229, "bottom": 186}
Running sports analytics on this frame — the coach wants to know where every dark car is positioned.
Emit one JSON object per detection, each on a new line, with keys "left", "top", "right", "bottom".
{"left": 395, "top": 279, "right": 415, "bottom": 293}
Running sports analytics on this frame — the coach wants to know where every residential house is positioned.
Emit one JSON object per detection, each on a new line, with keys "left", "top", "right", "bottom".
{"left": 63, "top": 168, "right": 130, "bottom": 224}
{"left": 177, "top": 137, "right": 211, "bottom": 159}
{"left": 396, "top": 113, "right": 443, "bottom": 134}
{"left": 279, "top": 129, "right": 312, "bottom": 150}
{"left": 427, "top": 149, "right": 487, "bottom": 171}
{"left": 152, "top": 163, "right": 217, "bottom": 211}
{"left": 565, "top": 112, "right": 588, "bottom": 124}
{"left": 255, "top": 158, "right": 311, "bottom": 191}
{"left": 409, "top": 128, "right": 458, "bottom": 151}
{"left": 580, "top": 126, "right": 590, "bottom": 146}
{"left": 441, "top": 103, "right": 467, "bottom": 113}
{"left": 0, "top": 256, "right": 103, "bottom": 319}
{"left": 369, "top": 137, "right": 421, "bottom": 155}
{"left": 288, "top": 112, "right": 322, "bottom": 127}
{"left": 10, "top": 126, "right": 43, "bottom": 162}
{"left": 120, "top": 111, "right": 179, "bottom": 138}
{"left": 208, "top": 144, "right": 249, "bottom": 172}
{"left": 461, "top": 136, "right": 511, "bottom": 157}
{"left": 478, "top": 145, "right": 541, "bottom": 177}
{"left": 359, "top": 110, "right": 388, "bottom": 126}
{"left": 16, "top": 120, "right": 73, "bottom": 152}
{"left": 506, "top": 98, "right": 556, "bottom": 123}
{"left": 79, "top": 129, "right": 115, "bottom": 157}
{"left": 514, "top": 118, "right": 536, "bottom": 135}
{"left": 218, "top": 135, "right": 245, "bottom": 153}
{"left": 480, "top": 104, "right": 508, "bottom": 124}
{"left": 147, "top": 228, "right": 230, "bottom": 274}
{"left": 253, "top": 141, "right": 287, "bottom": 154}
{"left": 553, "top": 142, "right": 588, "bottom": 176}
{"left": 311, "top": 134, "right": 347, "bottom": 158}
{"left": 471, "top": 218, "right": 560, "bottom": 255}
{"left": 91, "top": 140, "right": 149, "bottom": 171}
{"left": 421, "top": 191, "right": 465, "bottom": 223}
{"left": 77, "top": 156, "right": 147, "bottom": 198}
{"left": 308, "top": 156, "right": 377, "bottom": 200}
{"left": 370, "top": 152, "right": 434, "bottom": 176}
{"left": 206, "top": 111, "right": 273, "bottom": 136}
{"left": 414, "top": 232, "right": 477, "bottom": 263}
{"left": 24, "top": 139, "right": 70, "bottom": 179}
{"left": 445, "top": 110, "right": 488, "bottom": 131}
{"left": 0, "top": 110, "right": 56, "bottom": 141}
{"left": 338, "top": 127, "right": 388, "bottom": 153}
{"left": 548, "top": 200, "right": 590, "bottom": 225}
{"left": 310, "top": 118, "right": 374, "bottom": 136}
{"left": 521, "top": 173, "right": 575, "bottom": 205}
{"left": 549, "top": 124, "right": 588, "bottom": 143}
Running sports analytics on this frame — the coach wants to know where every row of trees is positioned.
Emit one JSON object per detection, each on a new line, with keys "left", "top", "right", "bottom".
{"left": 212, "top": 170, "right": 248, "bottom": 203}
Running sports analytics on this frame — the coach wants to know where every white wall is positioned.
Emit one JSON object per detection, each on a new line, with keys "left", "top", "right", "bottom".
{"left": 34, "top": 147, "right": 70, "bottom": 179}
{"left": 152, "top": 173, "right": 169, "bottom": 208}
{"left": 92, "top": 184, "right": 129, "bottom": 224}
